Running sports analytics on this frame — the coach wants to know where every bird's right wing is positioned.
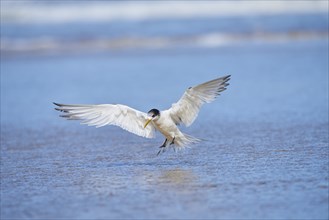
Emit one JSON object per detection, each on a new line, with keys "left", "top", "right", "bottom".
{"left": 168, "top": 75, "right": 230, "bottom": 127}
{"left": 54, "top": 103, "right": 156, "bottom": 138}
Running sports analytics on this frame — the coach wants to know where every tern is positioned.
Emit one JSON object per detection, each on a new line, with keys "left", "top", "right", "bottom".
{"left": 54, "top": 75, "right": 230, "bottom": 155}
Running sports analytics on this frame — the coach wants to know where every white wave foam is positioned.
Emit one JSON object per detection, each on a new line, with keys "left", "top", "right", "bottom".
{"left": 2, "top": 31, "right": 327, "bottom": 56}
{"left": 1, "top": 1, "right": 328, "bottom": 24}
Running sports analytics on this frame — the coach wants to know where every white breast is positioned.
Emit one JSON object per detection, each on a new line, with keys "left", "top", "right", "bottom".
{"left": 153, "top": 110, "right": 181, "bottom": 140}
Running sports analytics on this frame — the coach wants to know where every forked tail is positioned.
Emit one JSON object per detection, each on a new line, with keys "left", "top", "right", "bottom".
{"left": 157, "top": 133, "right": 200, "bottom": 156}
{"left": 174, "top": 133, "right": 200, "bottom": 148}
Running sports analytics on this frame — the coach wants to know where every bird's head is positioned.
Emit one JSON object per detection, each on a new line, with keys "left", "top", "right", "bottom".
{"left": 144, "top": 109, "right": 160, "bottom": 128}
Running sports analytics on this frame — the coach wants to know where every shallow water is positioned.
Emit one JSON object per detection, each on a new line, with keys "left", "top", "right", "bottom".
{"left": 1, "top": 123, "right": 328, "bottom": 219}
{"left": 1, "top": 40, "right": 328, "bottom": 219}
{"left": 1, "top": 5, "right": 329, "bottom": 219}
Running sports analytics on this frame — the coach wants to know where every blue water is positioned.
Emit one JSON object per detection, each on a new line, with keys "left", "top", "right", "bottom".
{"left": 2, "top": 13, "right": 327, "bottom": 40}
{"left": 1, "top": 7, "right": 328, "bottom": 220}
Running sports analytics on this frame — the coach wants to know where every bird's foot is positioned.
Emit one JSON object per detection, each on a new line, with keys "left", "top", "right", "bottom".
{"left": 157, "top": 149, "right": 162, "bottom": 156}
{"left": 157, "top": 147, "right": 166, "bottom": 156}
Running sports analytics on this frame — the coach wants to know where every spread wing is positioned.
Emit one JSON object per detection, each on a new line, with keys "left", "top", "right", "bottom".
{"left": 54, "top": 103, "right": 156, "bottom": 138}
{"left": 168, "top": 75, "right": 230, "bottom": 127}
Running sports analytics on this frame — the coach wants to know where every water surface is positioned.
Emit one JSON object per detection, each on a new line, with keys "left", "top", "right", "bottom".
{"left": 1, "top": 3, "right": 328, "bottom": 219}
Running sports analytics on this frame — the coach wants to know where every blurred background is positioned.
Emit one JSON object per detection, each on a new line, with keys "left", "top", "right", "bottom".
{"left": 1, "top": 1, "right": 328, "bottom": 219}
{"left": 1, "top": 1, "right": 328, "bottom": 126}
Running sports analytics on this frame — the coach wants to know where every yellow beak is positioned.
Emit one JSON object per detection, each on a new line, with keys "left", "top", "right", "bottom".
{"left": 144, "top": 118, "right": 152, "bottom": 128}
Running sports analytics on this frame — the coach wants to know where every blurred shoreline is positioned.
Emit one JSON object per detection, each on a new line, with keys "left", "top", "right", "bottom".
{"left": 1, "top": 1, "right": 328, "bottom": 58}
{"left": 1, "top": 1, "right": 327, "bottom": 24}
{"left": 1, "top": 30, "right": 328, "bottom": 58}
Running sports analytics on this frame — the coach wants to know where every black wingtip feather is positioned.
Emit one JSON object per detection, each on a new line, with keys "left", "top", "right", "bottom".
{"left": 217, "top": 87, "right": 227, "bottom": 93}
{"left": 223, "top": 75, "right": 231, "bottom": 81}
{"left": 224, "top": 75, "right": 231, "bottom": 81}
{"left": 54, "top": 107, "right": 66, "bottom": 112}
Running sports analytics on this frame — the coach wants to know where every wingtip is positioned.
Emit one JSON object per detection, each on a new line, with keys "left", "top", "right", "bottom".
{"left": 222, "top": 75, "right": 231, "bottom": 83}
{"left": 53, "top": 102, "right": 63, "bottom": 112}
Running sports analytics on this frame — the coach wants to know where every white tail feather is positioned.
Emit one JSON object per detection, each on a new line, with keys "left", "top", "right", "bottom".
{"left": 174, "top": 133, "right": 200, "bottom": 148}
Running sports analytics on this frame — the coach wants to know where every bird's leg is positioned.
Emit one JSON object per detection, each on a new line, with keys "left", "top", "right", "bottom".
{"left": 170, "top": 137, "right": 175, "bottom": 145}
{"left": 157, "top": 139, "right": 167, "bottom": 156}
{"left": 159, "top": 139, "right": 167, "bottom": 148}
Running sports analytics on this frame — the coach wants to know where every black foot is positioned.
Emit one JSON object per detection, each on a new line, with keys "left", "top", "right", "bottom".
{"left": 157, "top": 147, "right": 167, "bottom": 156}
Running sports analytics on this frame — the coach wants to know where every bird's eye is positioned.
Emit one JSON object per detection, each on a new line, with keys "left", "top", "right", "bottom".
{"left": 152, "top": 114, "right": 155, "bottom": 118}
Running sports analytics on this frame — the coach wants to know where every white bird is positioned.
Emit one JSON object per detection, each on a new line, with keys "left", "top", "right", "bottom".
{"left": 54, "top": 75, "right": 230, "bottom": 155}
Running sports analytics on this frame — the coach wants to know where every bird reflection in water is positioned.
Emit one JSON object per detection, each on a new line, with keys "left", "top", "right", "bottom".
{"left": 158, "top": 168, "right": 198, "bottom": 187}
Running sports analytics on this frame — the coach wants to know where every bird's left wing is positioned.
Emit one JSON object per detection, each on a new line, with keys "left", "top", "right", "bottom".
{"left": 168, "top": 75, "right": 230, "bottom": 127}
{"left": 54, "top": 103, "right": 156, "bottom": 138}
